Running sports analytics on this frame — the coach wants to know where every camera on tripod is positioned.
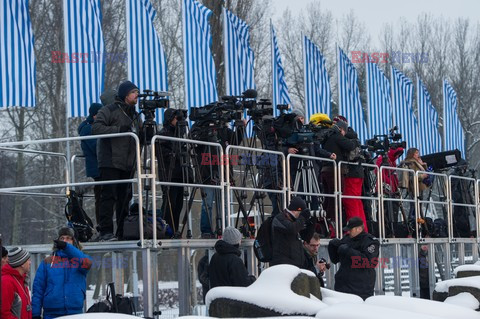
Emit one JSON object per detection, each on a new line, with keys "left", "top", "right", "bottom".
{"left": 247, "top": 99, "right": 273, "bottom": 119}
{"left": 365, "top": 126, "right": 406, "bottom": 155}
{"left": 138, "top": 90, "right": 169, "bottom": 110}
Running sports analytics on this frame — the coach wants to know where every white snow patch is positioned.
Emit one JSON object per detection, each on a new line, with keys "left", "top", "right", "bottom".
{"left": 320, "top": 288, "right": 363, "bottom": 305}
{"left": 444, "top": 292, "right": 480, "bottom": 310}
{"left": 366, "top": 295, "right": 480, "bottom": 318}
{"left": 206, "top": 264, "right": 326, "bottom": 315}
{"left": 435, "top": 276, "right": 480, "bottom": 293}
{"left": 315, "top": 302, "right": 439, "bottom": 319}
{"left": 454, "top": 264, "right": 480, "bottom": 276}
{"left": 58, "top": 314, "right": 139, "bottom": 319}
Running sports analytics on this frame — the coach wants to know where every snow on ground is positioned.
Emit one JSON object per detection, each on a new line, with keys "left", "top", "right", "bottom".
{"left": 59, "top": 314, "right": 139, "bottom": 319}
{"left": 366, "top": 295, "right": 479, "bottom": 318}
{"left": 454, "top": 264, "right": 480, "bottom": 276}
{"left": 444, "top": 292, "right": 480, "bottom": 310}
{"left": 206, "top": 265, "right": 327, "bottom": 315}
{"left": 320, "top": 288, "right": 363, "bottom": 305}
{"left": 435, "top": 275, "right": 480, "bottom": 293}
{"left": 315, "top": 302, "right": 439, "bottom": 319}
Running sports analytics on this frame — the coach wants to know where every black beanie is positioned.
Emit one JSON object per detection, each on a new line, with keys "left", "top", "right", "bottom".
{"left": 58, "top": 227, "right": 75, "bottom": 239}
{"left": 2, "top": 246, "right": 8, "bottom": 258}
{"left": 118, "top": 81, "right": 138, "bottom": 101}
{"left": 89, "top": 103, "right": 102, "bottom": 117}
{"left": 288, "top": 196, "right": 307, "bottom": 211}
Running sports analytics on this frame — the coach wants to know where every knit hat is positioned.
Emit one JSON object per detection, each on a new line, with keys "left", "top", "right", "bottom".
{"left": 2, "top": 246, "right": 7, "bottom": 258}
{"left": 222, "top": 227, "right": 242, "bottom": 246}
{"left": 292, "top": 108, "right": 305, "bottom": 119}
{"left": 288, "top": 196, "right": 307, "bottom": 211}
{"left": 163, "top": 108, "right": 177, "bottom": 125}
{"left": 8, "top": 247, "right": 30, "bottom": 268}
{"left": 100, "top": 88, "right": 117, "bottom": 106}
{"left": 58, "top": 227, "right": 75, "bottom": 239}
{"left": 117, "top": 81, "right": 139, "bottom": 101}
{"left": 89, "top": 103, "right": 102, "bottom": 117}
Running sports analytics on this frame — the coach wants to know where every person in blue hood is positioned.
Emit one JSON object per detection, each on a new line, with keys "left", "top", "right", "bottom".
{"left": 32, "top": 227, "right": 92, "bottom": 319}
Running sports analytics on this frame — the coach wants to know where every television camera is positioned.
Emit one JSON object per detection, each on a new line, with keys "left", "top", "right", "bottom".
{"left": 365, "top": 126, "right": 406, "bottom": 155}
{"left": 138, "top": 90, "right": 170, "bottom": 144}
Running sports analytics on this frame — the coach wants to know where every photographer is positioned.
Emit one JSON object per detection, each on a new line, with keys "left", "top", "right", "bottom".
{"left": 156, "top": 108, "right": 186, "bottom": 235}
{"left": 320, "top": 118, "right": 358, "bottom": 224}
{"left": 92, "top": 80, "right": 142, "bottom": 241}
{"left": 398, "top": 148, "right": 430, "bottom": 221}
{"left": 302, "top": 232, "right": 329, "bottom": 287}
{"left": 271, "top": 197, "right": 315, "bottom": 268}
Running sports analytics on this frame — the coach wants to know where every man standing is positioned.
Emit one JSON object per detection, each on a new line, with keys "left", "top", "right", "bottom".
{"left": 1, "top": 247, "right": 32, "bottom": 319}
{"left": 328, "top": 217, "right": 379, "bottom": 300}
{"left": 92, "top": 80, "right": 141, "bottom": 241}
{"left": 78, "top": 103, "right": 103, "bottom": 223}
{"left": 270, "top": 197, "right": 314, "bottom": 268}
{"left": 302, "top": 232, "right": 328, "bottom": 287}
{"left": 208, "top": 227, "right": 255, "bottom": 289}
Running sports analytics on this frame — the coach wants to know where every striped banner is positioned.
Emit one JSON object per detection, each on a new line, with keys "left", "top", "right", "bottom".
{"left": 366, "top": 61, "right": 391, "bottom": 138}
{"left": 182, "top": 0, "right": 218, "bottom": 112}
{"left": 0, "top": 0, "right": 36, "bottom": 107}
{"left": 223, "top": 8, "right": 255, "bottom": 136}
{"left": 127, "top": 0, "right": 168, "bottom": 123}
{"left": 443, "top": 80, "right": 465, "bottom": 158}
{"left": 391, "top": 67, "right": 418, "bottom": 155}
{"left": 337, "top": 47, "right": 367, "bottom": 143}
{"left": 303, "top": 36, "right": 330, "bottom": 121}
{"left": 417, "top": 78, "right": 442, "bottom": 155}
{"left": 271, "top": 23, "right": 291, "bottom": 116}
{"left": 64, "top": 0, "right": 104, "bottom": 117}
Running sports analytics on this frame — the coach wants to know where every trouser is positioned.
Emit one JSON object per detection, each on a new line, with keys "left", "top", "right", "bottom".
{"left": 343, "top": 177, "right": 368, "bottom": 233}
{"left": 98, "top": 167, "right": 132, "bottom": 237}
{"left": 320, "top": 170, "right": 336, "bottom": 220}
{"left": 161, "top": 185, "right": 184, "bottom": 234}
{"left": 93, "top": 177, "right": 102, "bottom": 224}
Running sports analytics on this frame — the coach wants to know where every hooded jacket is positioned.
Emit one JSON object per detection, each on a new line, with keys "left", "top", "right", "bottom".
{"left": 321, "top": 126, "right": 357, "bottom": 172}
{"left": 32, "top": 243, "right": 92, "bottom": 318}
{"left": 1, "top": 264, "right": 32, "bottom": 319}
{"left": 155, "top": 112, "right": 184, "bottom": 182}
{"left": 78, "top": 117, "right": 99, "bottom": 178}
{"left": 208, "top": 240, "right": 255, "bottom": 289}
{"left": 92, "top": 98, "right": 142, "bottom": 172}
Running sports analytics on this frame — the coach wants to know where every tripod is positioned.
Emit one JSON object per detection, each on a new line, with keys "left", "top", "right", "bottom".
{"left": 292, "top": 154, "right": 322, "bottom": 210}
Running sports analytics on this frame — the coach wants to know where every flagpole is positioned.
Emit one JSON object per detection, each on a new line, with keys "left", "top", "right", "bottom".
{"left": 390, "top": 66, "right": 396, "bottom": 130}
{"left": 336, "top": 44, "right": 341, "bottom": 117}
{"left": 416, "top": 76, "right": 421, "bottom": 153}
{"left": 302, "top": 35, "right": 307, "bottom": 121}
{"left": 365, "top": 56, "right": 370, "bottom": 137}
{"left": 62, "top": 0, "right": 71, "bottom": 193}
{"left": 442, "top": 79, "right": 447, "bottom": 152}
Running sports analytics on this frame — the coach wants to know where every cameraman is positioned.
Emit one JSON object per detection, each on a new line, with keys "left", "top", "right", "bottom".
{"left": 320, "top": 118, "right": 358, "bottom": 224}
{"left": 156, "top": 108, "right": 186, "bottom": 235}
{"left": 191, "top": 118, "right": 243, "bottom": 238}
{"left": 92, "top": 81, "right": 141, "bottom": 241}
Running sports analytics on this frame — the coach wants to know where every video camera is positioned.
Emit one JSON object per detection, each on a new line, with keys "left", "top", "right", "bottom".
{"left": 138, "top": 90, "right": 169, "bottom": 111}
{"left": 365, "top": 126, "right": 406, "bottom": 155}
{"left": 247, "top": 99, "right": 273, "bottom": 119}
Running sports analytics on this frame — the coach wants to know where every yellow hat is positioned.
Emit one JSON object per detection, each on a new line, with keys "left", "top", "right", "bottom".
{"left": 309, "top": 113, "right": 332, "bottom": 127}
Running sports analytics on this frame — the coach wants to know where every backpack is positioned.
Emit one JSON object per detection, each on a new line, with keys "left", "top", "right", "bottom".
{"left": 433, "top": 218, "right": 448, "bottom": 238}
{"left": 65, "top": 190, "right": 94, "bottom": 242}
{"left": 253, "top": 216, "right": 274, "bottom": 262}
{"left": 87, "top": 282, "right": 136, "bottom": 315}
{"left": 123, "top": 205, "right": 173, "bottom": 240}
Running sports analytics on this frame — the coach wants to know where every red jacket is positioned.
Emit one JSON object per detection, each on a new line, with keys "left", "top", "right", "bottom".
{"left": 376, "top": 147, "right": 404, "bottom": 194}
{"left": 1, "top": 264, "right": 32, "bottom": 319}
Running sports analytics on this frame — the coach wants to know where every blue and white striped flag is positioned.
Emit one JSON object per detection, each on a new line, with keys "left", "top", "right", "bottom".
{"left": 337, "top": 47, "right": 367, "bottom": 143}
{"left": 391, "top": 67, "right": 418, "bottom": 154}
{"left": 271, "top": 23, "right": 291, "bottom": 116}
{"left": 0, "top": 0, "right": 36, "bottom": 107}
{"left": 223, "top": 8, "right": 255, "bottom": 136}
{"left": 443, "top": 80, "right": 465, "bottom": 158}
{"left": 366, "top": 61, "right": 391, "bottom": 137}
{"left": 127, "top": 0, "right": 168, "bottom": 123}
{"left": 303, "top": 36, "right": 330, "bottom": 120}
{"left": 417, "top": 78, "right": 442, "bottom": 155}
{"left": 182, "top": 0, "right": 218, "bottom": 112}
{"left": 64, "top": 0, "right": 104, "bottom": 117}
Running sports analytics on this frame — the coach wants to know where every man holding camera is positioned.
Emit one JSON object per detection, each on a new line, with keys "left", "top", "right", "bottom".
{"left": 328, "top": 217, "right": 379, "bottom": 300}
{"left": 92, "top": 80, "right": 141, "bottom": 241}
{"left": 302, "top": 232, "right": 329, "bottom": 287}
{"left": 270, "top": 197, "right": 315, "bottom": 268}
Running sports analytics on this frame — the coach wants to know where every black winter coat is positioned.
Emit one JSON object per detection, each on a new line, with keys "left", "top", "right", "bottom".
{"left": 328, "top": 232, "right": 379, "bottom": 300}
{"left": 155, "top": 124, "right": 184, "bottom": 182}
{"left": 270, "top": 210, "right": 313, "bottom": 268}
{"left": 321, "top": 127, "right": 357, "bottom": 169}
{"left": 344, "top": 128, "right": 364, "bottom": 179}
{"left": 208, "top": 240, "right": 255, "bottom": 289}
{"left": 92, "top": 98, "right": 141, "bottom": 172}
{"left": 302, "top": 249, "right": 325, "bottom": 287}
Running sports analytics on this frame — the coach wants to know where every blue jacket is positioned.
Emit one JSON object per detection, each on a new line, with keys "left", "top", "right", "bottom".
{"left": 32, "top": 244, "right": 92, "bottom": 318}
{"left": 78, "top": 117, "right": 99, "bottom": 178}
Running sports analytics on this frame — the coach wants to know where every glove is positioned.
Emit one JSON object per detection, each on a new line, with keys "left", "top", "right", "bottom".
{"left": 119, "top": 125, "right": 131, "bottom": 133}
{"left": 53, "top": 239, "right": 67, "bottom": 250}
{"left": 300, "top": 209, "right": 311, "bottom": 220}
{"left": 338, "top": 244, "right": 349, "bottom": 255}
{"left": 329, "top": 238, "right": 341, "bottom": 248}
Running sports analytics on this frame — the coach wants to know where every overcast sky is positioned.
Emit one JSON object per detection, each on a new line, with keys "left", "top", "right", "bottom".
{"left": 273, "top": 0, "right": 480, "bottom": 47}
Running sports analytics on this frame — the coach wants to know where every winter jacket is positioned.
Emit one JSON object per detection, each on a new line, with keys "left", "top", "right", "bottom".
{"left": 302, "top": 248, "right": 325, "bottom": 287}
{"left": 328, "top": 232, "right": 379, "bottom": 300}
{"left": 155, "top": 123, "right": 185, "bottom": 182}
{"left": 92, "top": 98, "right": 142, "bottom": 172}
{"left": 321, "top": 127, "right": 357, "bottom": 173}
{"left": 398, "top": 158, "right": 429, "bottom": 193}
{"left": 270, "top": 209, "right": 313, "bottom": 268}
{"left": 208, "top": 240, "right": 255, "bottom": 289}
{"left": 32, "top": 244, "right": 92, "bottom": 318}
{"left": 344, "top": 128, "right": 364, "bottom": 178}
{"left": 78, "top": 117, "right": 99, "bottom": 178}
{"left": 1, "top": 264, "right": 32, "bottom": 319}
{"left": 375, "top": 147, "right": 403, "bottom": 194}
